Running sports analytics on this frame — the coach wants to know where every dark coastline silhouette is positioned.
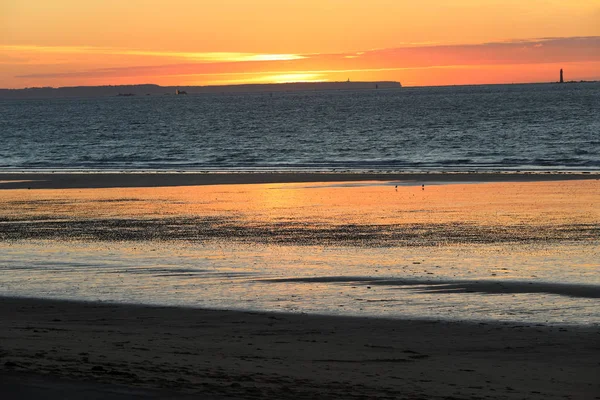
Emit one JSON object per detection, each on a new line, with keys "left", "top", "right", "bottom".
{"left": 0, "top": 81, "right": 402, "bottom": 99}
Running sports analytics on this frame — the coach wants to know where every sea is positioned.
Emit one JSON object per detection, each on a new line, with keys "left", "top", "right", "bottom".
{"left": 1, "top": 82, "right": 599, "bottom": 172}
{"left": 1, "top": 83, "right": 599, "bottom": 326}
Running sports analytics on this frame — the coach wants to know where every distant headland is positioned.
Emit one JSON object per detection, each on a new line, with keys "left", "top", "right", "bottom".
{"left": 0, "top": 81, "right": 401, "bottom": 99}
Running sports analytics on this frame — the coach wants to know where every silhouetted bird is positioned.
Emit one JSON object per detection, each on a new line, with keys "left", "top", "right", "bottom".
{"left": 422, "top": 184, "right": 425, "bottom": 190}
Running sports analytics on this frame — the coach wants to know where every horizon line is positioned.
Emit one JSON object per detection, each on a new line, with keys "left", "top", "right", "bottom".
{"left": 3, "top": 79, "right": 599, "bottom": 92}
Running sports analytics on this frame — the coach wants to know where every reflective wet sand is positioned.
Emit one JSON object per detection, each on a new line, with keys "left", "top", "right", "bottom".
{"left": 1, "top": 179, "right": 598, "bottom": 245}
{"left": 0, "top": 178, "right": 598, "bottom": 325}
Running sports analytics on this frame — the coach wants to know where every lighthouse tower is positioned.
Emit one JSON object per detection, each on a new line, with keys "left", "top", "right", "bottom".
{"left": 560, "top": 69, "right": 564, "bottom": 83}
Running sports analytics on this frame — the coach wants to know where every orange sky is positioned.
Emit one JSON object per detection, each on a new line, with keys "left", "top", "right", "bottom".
{"left": 1, "top": 0, "right": 599, "bottom": 88}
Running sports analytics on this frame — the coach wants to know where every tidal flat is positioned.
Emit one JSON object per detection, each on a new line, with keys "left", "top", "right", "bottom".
{"left": 0, "top": 173, "right": 598, "bottom": 398}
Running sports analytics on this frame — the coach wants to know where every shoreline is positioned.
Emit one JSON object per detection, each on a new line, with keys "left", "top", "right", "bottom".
{"left": 1, "top": 171, "right": 599, "bottom": 189}
{"left": 4, "top": 287, "right": 600, "bottom": 327}
{"left": 1, "top": 296, "right": 598, "bottom": 399}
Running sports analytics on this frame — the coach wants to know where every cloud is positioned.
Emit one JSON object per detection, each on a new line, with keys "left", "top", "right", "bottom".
{"left": 0, "top": 45, "right": 306, "bottom": 63}
{"left": 8, "top": 36, "right": 600, "bottom": 83}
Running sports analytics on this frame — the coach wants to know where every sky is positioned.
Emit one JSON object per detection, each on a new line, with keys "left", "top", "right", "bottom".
{"left": 1, "top": 0, "right": 599, "bottom": 88}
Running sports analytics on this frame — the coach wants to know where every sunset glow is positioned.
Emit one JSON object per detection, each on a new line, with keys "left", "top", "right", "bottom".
{"left": 2, "top": 1, "right": 599, "bottom": 88}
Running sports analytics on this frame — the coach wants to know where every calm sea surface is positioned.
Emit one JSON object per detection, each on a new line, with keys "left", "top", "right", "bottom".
{"left": 1, "top": 83, "right": 599, "bottom": 171}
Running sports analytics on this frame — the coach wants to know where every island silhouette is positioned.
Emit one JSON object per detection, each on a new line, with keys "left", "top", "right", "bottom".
{"left": 0, "top": 81, "right": 402, "bottom": 99}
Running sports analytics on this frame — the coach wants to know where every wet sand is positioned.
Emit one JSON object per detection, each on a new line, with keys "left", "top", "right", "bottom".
{"left": 1, "top": 173, "right": 599, "bottom": 398}
{"left": 1, "top": 175, "right": 599, "bottom": 246}
{"left": 1, "top": 297, "right": 599, "bottom": 399}
{"left": 0, "top": 171, "right": 598, "bottom": 190}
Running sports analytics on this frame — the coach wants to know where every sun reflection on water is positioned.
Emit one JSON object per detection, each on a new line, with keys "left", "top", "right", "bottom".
{"left": 0, "top": 180, "right": 598, "bottom": 325}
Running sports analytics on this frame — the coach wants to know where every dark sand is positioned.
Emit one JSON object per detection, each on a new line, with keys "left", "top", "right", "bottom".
{"left": 1, "top": 171, "right": 598, "bottom": 190}
{"left": 1, "top": 297, "right": 598, "bottom": 399}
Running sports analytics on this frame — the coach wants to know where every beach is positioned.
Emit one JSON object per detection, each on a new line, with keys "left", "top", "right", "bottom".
{"left": 1, "top": 172, "right": 599, "bottom": 399}
{"left": 0, "top": 171, "right": 597, "bottom": 190}
{"left": 2, "top": 297, "right": 599, "bottom": 399}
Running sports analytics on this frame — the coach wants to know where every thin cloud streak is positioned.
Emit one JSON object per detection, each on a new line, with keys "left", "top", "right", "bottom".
{"left": 0, "top": 45, "right": 305, "bottom": 63}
